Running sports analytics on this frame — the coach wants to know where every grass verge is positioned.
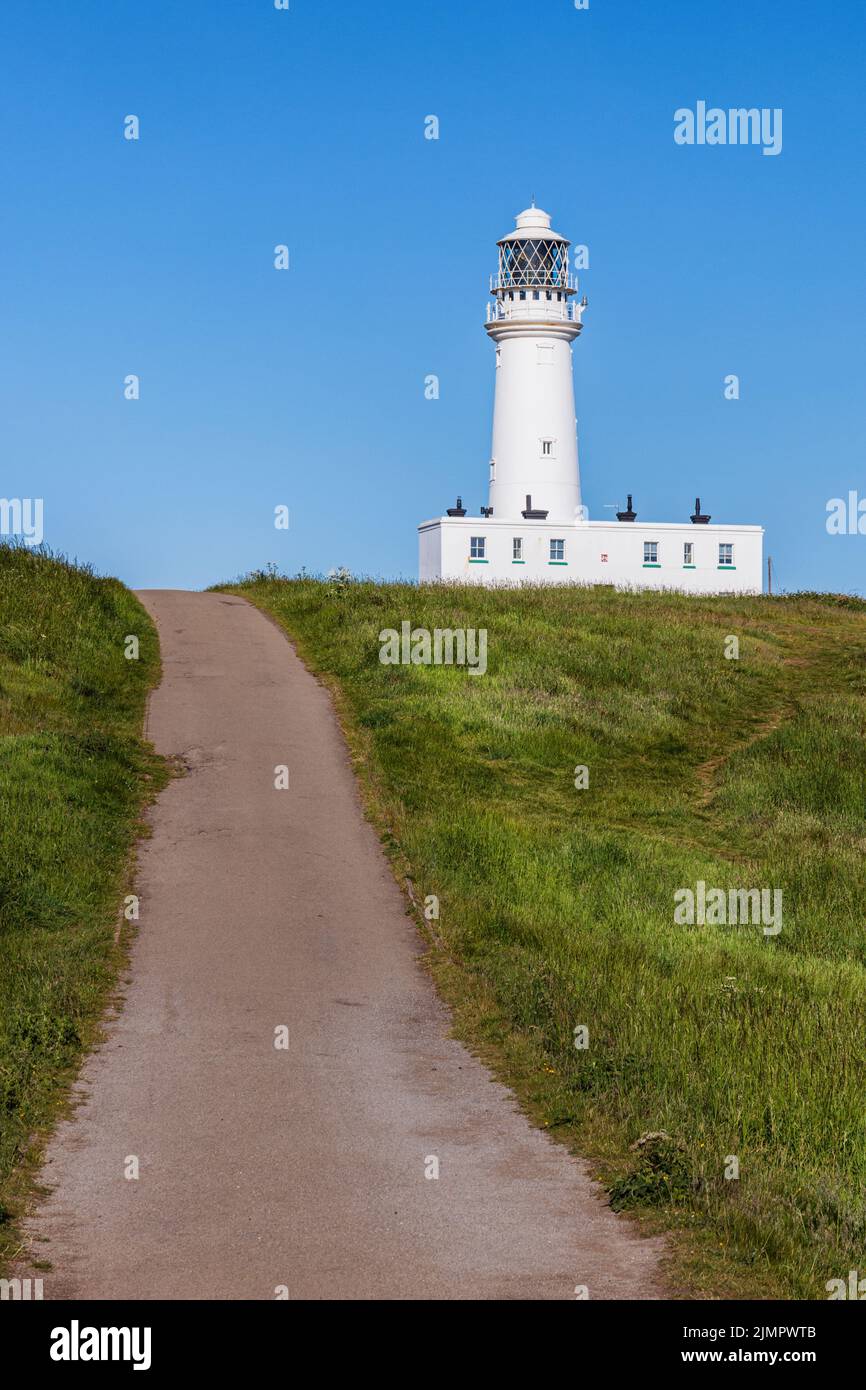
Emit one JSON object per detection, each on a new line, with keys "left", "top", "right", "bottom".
{"left": 219, "top": 571, "right": 866, "bottom": 1300}
{"left": 0, "top": 545, "right": 166, "bottom": 1267}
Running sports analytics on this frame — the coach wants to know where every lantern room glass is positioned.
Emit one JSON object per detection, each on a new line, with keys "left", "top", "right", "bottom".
{"left": 498, "top": 239, "right": 570, "bottom": 289}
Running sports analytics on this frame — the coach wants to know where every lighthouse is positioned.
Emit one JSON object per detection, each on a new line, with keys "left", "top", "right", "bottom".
{"left": 485, "top": 204, "right": 586, "bottom": 525}
{"left": 418, "top": 204, "right": 764, "bottom": 594}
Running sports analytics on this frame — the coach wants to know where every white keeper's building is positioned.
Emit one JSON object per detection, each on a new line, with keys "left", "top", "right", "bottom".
{"left": 418, "top": 204, "right": 763, "bottom": 593}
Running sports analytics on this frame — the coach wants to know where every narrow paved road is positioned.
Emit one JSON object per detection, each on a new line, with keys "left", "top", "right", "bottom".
{"left": 23, "top": 591, "right": 662, "bottom": 1300}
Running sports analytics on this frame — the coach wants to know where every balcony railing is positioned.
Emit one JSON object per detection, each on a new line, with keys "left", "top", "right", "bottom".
{"left": 486, "top": 297, "right": 586, "bottom": 324}
{"left": 490, "top": 270, "right": 578, "bottom": 292}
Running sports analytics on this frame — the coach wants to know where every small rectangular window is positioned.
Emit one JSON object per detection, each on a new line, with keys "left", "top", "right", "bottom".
{"left": 470, "top": 536, "right": 486, "bottom": 560}
{"left": 540, "top": 438, "right": 555, "bottom": 457}
{"left": 644, "top": 541, "right": 658, "bottom": 565}
{"left": 683, "top": 542, "right": 694, "bottom": 565}
{"left": 550, "top": 538, "right": 565, "bottom": 562}
{"left": 537, "top": 344, "right": 554, "bottom": 366}
{"left": 512, "top": 537, "right": 523, "bottom": 561}
{"left": 719, "top": 543, "right": 733, "bottom": 566}
{"left": 519, "top": 291, "right": 526, "bottom": 301}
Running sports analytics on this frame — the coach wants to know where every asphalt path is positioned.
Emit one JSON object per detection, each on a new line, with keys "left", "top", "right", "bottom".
{"left": 21, "top": 590, "right": 663, "bottom": 1300}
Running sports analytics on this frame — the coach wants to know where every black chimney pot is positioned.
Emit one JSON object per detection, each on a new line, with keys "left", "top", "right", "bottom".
{"left": 521, "top": 494, "right": 549, "bottom": 520}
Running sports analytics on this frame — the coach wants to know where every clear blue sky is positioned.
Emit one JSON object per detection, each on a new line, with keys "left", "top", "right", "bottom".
{"left": 1, "top": 0, "right": 864, "bottom": 592}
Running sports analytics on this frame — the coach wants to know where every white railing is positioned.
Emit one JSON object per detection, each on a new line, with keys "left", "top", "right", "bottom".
{"left": 486, "top": 298, "right": 587, "bottom": 324}
{"left": 489, "top": 270, "right": 577, "bottom": 292}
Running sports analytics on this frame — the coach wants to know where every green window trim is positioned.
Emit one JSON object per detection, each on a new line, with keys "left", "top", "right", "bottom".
{"left": 682, "top": 564, "right": 696, "bottom": 569}
{"left": 717, "top": 565, "right": 736, "bottom": 570}
{"left": 548, "top": 561, "right": 568, "bottom": 566}
{"left": 511, "top": 560, "right": 525, "bottom": 564}
{"left": 468, "top": 558, "right": 489, "bottom": 564}
{"left": 642, "top": 563, "right": 661, "bottom": 568}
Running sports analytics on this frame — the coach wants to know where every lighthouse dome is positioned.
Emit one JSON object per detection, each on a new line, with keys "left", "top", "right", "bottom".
{"left": 499, "top": 205, "right": 569, "bottom": 244}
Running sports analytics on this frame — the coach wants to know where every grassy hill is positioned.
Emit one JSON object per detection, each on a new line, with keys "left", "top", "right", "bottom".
{"left": 222, "top": 572, "right": 866, "bottom": 1299}
{"left": 0, "top": 545, "right": 165, "bottom": 1263}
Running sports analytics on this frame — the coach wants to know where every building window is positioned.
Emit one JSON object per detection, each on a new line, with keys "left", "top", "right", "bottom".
{"left": 519, "top": 291, "right": 526, "bottom": 300}
{"left": 532, "top": 290, "right": 540, "bottom": 300}
{"left": 683, "top": 542, "right": 694, "bottom": 565}
{"left": 546, "top": 291, "right": 552, "bottom": 300}
{"left": 512, "top": 537, "right": 523, "bottom": 561}
{"left": 719, "top": 543, "right": 734, "bottom": 566}
{"left": 644, "top": 541, "right": 659, "bottom": 565}
{"left": 540, "top": 438, "right": 555, "bottom": 457}
{"left": 537, "top": 343, "right": 554, "bottom": 366}
{"left": 550, "top": 538, "right": 565, "bottom": 562}
{"left": 470, "top": 536, "right": 486, "bottom": 560}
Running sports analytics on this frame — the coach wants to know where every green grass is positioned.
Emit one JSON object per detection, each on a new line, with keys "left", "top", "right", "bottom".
{"left": 0, "top": 544, "right": 165, "bottom": 1262}
{"left": 220, "top": 571, "right": 866, "bottom": 1299}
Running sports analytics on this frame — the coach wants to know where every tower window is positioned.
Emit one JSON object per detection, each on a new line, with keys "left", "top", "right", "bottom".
{"left": 644, "top": 541, "right": 659, "bottom": 565}
{"left": 512, "top": 537, "right": 523, "bottom": 561}
{"left": 546, "top": 291, "right": 552, "bottom": 300}
{"left": 536, "top": 344, "right": 554, "bottom": 366}
{"left": 532, "top": 290, "right": 540, "bottom": 300}
{"left": 540, "top": 438, "right": 555, "bottom": 457}
{"left": 519, "top": 291, "right": 526, "bottom": 300}
{"left": 719, "top": 543, "right": 734, "bottom": 566}
{"left": 550, "top": 538, "right": 565, "bottom": 562}
{"left": 683, "top": 541, "right": 694, "bottom": 565}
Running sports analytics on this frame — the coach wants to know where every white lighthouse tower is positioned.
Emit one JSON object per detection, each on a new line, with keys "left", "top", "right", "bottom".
{"left": 418, "top": 204, "right": 764, "bottom": 593}
{"left": 485, "top": 204, "right": 586, "bottom": 525}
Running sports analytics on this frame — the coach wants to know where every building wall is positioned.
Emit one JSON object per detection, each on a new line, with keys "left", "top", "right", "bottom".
{"left": 418, "top": 521, "right": 442, "bottom": 580}
{"left": 419, "top": 518, "right": 764, "bottom": 594}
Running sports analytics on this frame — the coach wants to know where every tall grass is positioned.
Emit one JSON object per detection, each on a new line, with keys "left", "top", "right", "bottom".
{"left": 0, "top": 545, "right": 165, "bottom": 1259}
{"left": 224, "top": 573, "right": 866, "bottom": 1298}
